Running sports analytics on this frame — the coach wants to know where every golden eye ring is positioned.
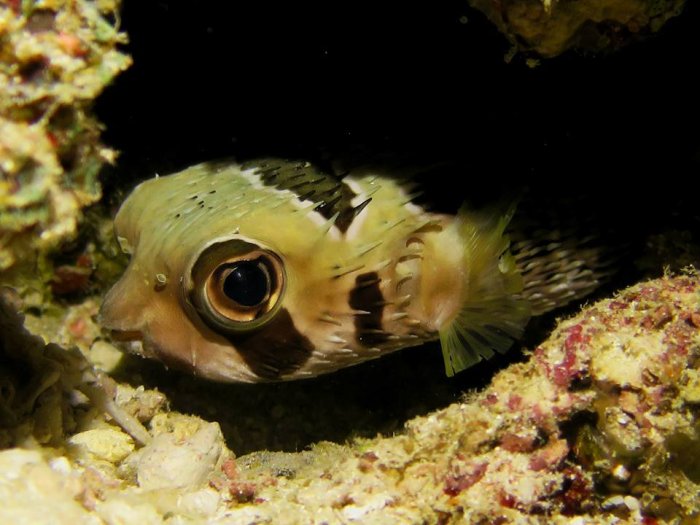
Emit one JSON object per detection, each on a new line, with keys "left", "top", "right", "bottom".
{"left": 187, "top": 240, "right": 286, "bottom": 333}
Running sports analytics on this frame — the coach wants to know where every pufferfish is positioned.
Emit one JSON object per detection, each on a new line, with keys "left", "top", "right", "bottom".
{"left": 101, "top": 159, "right": 608, "bottom": 383}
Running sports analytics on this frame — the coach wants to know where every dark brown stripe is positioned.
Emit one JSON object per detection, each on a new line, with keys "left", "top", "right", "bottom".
{"left": 348, "top": 272, "right": 388, "bottom": 346}
{"left": 226, "top": 308, "right": 314, "bottom": 380}
{"left": 241, "top": 158, "right": 370, "bottom": 233}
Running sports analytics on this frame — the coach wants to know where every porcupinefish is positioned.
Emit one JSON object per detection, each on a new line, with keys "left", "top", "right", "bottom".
{"left": 101, "top": 159, "right": 608, "bottom": 383}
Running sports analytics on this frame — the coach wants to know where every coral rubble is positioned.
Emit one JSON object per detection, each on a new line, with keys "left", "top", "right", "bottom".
{"left": 0, "top": 4, "right": 697, "bottom": 523}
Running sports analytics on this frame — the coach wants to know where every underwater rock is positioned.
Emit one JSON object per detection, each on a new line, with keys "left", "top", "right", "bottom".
{"left": 2, "top": 264, "right": 699, "bottom": 522}
{"left": 0, "top": 286, "right": 88, "bottom": 447}
{"left": 222, "top": 272, "right": 699, "bottom": 523}
{"left": 125, "top": 416, "right": 226, "bottom": 491}
{"left": 0, "top": 288, "right": 236, "bottom": 521}
{"left": 69, "top": 428, "right": 135, "bottom": 466}
{"left": 0, "top": 1, "right": 130, "bottom": 276}
{"left": 467, "top": 0, "right": 686, "bottom": 58}
{"left": 0, "top": 449, "right": 100, "bottom": 525}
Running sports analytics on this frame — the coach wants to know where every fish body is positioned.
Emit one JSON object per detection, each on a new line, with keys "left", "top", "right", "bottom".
{"left": 101, "top": 159, "right": 600, "bottom": 382}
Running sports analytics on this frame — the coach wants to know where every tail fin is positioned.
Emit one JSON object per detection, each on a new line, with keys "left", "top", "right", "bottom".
{"left": 439, "top": 203, "right": 531, "bottom": 376}
{"left": 508, "top": 194, "right": 624, "bottom": 315}
{"left": 437, "top": 195, "right": 622, "bottom": 376}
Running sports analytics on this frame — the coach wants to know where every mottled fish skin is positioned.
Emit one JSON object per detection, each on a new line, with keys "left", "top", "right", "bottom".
{"left": 101, "top": 159, "right": 530, "bottom": 382}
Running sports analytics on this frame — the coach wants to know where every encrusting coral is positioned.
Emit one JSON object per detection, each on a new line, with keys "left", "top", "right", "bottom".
{"left": 0, "top": 2, "right": 698, "bottom": 524}
{"left": 1, "top": 272, "right": 698, "bottom": 524}
{"left": 467, "top": 0, "right": 686, "bottom": 58}
{"left": 0, "top": 0, "right": 130, "bottom": 276}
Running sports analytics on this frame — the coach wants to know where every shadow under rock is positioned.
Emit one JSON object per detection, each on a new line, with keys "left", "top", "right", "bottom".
{"left": 110, "top": 337, "right": 507, "bottom": 455}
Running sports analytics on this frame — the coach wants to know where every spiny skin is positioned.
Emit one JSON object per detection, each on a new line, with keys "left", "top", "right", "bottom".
{"left": 101, "top": 160, "right": 528, "bottom": 382}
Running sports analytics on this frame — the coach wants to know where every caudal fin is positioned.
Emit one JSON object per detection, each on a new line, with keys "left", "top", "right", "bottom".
{"left": 438, "top": 194, "right": 625, "bottom": 376}
{"left": 508, "top": 194, "right": 624, "bottom": 315}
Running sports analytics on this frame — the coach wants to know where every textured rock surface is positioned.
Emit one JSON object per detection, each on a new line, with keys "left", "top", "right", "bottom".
{"left": 468, "top": 0, "right": 686, "bottom": 58}
{"left": 0, "top": 1, "right": 130, "bottom": 275}
{"left": 0, "top": 449, "right": 101, "bottom": 525}
{"left": 1, "top": 273, "right": 698, "bottom": 523}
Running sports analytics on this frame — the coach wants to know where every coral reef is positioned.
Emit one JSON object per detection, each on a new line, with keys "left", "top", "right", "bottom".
{"left": 0, "top": 3, "right": 697, "bottom": 523}
{"left": 1, "top": 272, "right": 698, "bottom": 523}
{"left": 467, "top": 0, "right": 686, "bottom": 58}
{"left": 0, "top": 0, "right": 130, "bottom": 276}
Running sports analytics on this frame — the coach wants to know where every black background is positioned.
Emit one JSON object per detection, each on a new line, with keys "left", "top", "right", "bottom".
{"left": 98, "top": 1, "right": 699, "bottom": 203}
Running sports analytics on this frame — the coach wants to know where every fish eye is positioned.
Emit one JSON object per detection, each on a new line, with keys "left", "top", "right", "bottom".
{"left": 188, "top": 240, "right": 286, "bottom": 332}
{"left": 221, "top": 260, "right": 271, "bottom": 307}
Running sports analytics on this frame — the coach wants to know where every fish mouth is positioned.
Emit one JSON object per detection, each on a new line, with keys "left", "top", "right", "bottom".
{"left": 107, "top": 329, "right": 151, "bottom": 359}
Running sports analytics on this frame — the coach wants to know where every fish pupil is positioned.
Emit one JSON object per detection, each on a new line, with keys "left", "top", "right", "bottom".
{"left": 222, "top": 260, "right": 270, "bottom": 307}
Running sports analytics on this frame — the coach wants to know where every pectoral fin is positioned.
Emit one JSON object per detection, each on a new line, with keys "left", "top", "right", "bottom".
{"left": 438, "top": 203, "right": 531, "bottom": 376}
{"left": 439, "top": 296, "right": 530, "bottom": 376}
